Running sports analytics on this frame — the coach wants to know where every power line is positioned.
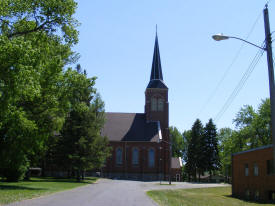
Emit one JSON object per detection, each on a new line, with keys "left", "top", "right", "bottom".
{"left": 196, "top": 10, "right": 262, "bottom": 117}
{"left": 214, "top": 45, "right": 264, "bottom": 121}
{"left": 214, "top": 44, "right": 265, "bottom": 122}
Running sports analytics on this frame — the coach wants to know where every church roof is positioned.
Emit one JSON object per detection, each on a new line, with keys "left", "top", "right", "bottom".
{"left": 101, "top": 112, "right": 161, "bottom": 142}
{"left": 171, "top": 157, "right": 183, "bottom": 169}
{"left": 147, "top": 33, "right": 168, "bottom": 89}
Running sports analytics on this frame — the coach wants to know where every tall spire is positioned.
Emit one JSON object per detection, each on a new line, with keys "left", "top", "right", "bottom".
{"left": 150, "top": 30, "right": 163, "bottom": 80}
{"left": 147, "top": 29, "right": 167, "bottom": 89}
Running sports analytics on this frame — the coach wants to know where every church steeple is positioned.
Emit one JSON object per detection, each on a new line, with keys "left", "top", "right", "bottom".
{"left": 145, "top": 30, "right": 169, "bottom": 177}
{"left": 150, "top": 32, "right": 163, "bottom": 80}
{"left": 147, "top": 31, "right": 168, "bottom": 89}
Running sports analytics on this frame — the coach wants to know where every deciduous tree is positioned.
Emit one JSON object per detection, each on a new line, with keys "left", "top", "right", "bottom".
{"left": 0, "top": 0, "right": 79, "bottom": 181}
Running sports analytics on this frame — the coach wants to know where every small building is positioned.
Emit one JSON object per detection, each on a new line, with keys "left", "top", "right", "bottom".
{"left": 171, "top": 157, "right": 183, "bottom": 181}
{"left": 101, "top": 33, "right": 171, "bottom": 181}
{"left": 232, "top": 145, "right": 275, "bottom": 201}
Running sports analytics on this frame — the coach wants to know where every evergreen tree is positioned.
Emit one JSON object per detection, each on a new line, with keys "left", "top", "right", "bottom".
{"left": 204, "top": 119, "right": 220, "bottom": 179}
{"left": 185, "top": 119, "right": 204, "bottom": 182}
{"left": 56, "top": 69, "right": 110, "bottom": 181}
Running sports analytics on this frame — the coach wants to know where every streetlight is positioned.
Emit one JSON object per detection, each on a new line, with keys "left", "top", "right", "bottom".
{"left": 212, "top": 34, "right": 266, "bottom": 50}
{"left": 212, "top": 6, "right": 275, "bottom": 172}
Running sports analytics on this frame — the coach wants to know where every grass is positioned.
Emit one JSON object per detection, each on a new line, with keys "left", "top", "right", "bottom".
{"left": 147, "top": 186, "right": 274, "bottom": 206}
{"left": 0, "top": 177, "right": 97, "bottom": 205}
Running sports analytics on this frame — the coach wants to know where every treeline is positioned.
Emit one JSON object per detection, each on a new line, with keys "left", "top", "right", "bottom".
{"left": 218, "top": 98, "right": 271, "bottom": 180}
{"left": 170, "top": 119, "right": 220, "bottom": 182}
{"left": 170, "top": 98, "right": 271, "bottom": 182}
{"left": 0, "top": 0, "right": 110, "bottom": 182}
{"left": 184, "top": 119, "right": 220, "bottom": 181}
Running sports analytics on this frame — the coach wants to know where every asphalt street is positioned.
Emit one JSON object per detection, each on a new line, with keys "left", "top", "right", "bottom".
{"left": 5, "top": 179, "right": 228, "bottom": 206}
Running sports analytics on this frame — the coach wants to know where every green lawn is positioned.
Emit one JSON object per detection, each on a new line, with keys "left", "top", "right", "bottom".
{"left": 147, "top": 186, "right": 274, "bottom": 206}
{"left": 0, "top": 177, "right": 97, "bottom": 205}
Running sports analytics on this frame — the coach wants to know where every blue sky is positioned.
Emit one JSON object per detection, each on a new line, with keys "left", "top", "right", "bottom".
{"left": 73, "top": 0, "right": 274, "bottom": 133}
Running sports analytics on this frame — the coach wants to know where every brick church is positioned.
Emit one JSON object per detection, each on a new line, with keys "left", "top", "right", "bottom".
{"left": 101, "top": 33, "right": 173, "bottom": 180}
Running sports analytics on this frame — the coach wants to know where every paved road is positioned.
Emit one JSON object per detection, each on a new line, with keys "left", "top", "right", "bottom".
{"left": 6, "top": 179, "right": 229, "bottom": 206}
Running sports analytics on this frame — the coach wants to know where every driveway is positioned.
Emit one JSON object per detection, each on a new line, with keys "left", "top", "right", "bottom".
{"left": 6, "top": 179, "right": 229, "bottom": 206}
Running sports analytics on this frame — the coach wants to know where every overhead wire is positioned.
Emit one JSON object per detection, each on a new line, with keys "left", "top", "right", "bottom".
{"left": 214, "top": 1, "right": 274, "bottom": 122}
{"left": 196, "top": 9, "right": 263, "bottom": 117}
{"left": 214, "top": 42, "right": 265, "bottom": 122}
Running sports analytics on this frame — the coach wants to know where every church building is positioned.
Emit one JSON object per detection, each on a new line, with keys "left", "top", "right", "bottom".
{"left": 101, "top": 33, "right": 172, "bottom": 180}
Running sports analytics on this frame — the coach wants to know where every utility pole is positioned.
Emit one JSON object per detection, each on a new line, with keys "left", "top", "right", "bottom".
{"left": 263, "top": 5, "right": 275, "bottom": 172}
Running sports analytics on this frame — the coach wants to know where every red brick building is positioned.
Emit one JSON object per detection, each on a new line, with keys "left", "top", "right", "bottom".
{"left": 101, "top": 34, "right": 172, "bottom": 180}
{"left": 232, "top": 145, "right": 275, "bottom": 201}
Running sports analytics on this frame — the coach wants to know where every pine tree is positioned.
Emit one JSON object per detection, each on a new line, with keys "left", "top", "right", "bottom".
{"left": 56, "top": 69, "right": 110, "bottom": 181}
{"left": 204, "top": 119, "right": 220, "bottom": 179}
{"left": 186, "top": 119, "right": 204, "bottom": 182}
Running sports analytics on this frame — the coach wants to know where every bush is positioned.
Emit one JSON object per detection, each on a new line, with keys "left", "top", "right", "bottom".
{"left": 1, "top": 155, "right": 29, "bottom": 182}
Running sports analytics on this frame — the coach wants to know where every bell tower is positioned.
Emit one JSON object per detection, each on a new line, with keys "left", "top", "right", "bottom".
{"left": 145, "top": 32, "right": 169, "bottom": 177}
{"left": 145, "top": 32, "right": 169, "bottom": 140}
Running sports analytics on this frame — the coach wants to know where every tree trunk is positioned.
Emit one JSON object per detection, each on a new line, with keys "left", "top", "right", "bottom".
{"left": 41, "top": 159, "right": 46, "bottom": 177}
{"left": 194, "top": 168, "right": 197, "bottom": 182}
{"left": 198, "top": 171, "right": 201, "bottom": 182}
{"left": 76, "top": 169, "right": 81, "bottom": 182}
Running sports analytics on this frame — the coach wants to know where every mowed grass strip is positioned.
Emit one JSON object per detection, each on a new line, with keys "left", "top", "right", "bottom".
{"left": 147, "top": 186, "right": 274, "bottom": 206}
{"left": 0, "top": 177, "right": 97, "bottom": 205}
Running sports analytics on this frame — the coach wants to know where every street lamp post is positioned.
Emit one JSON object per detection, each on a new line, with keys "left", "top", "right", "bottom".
{"left": 212, "top": 5, "right": 275, "bottom": 172}
{"left": 212, "top": 34, "right": 266, "bottom": 50}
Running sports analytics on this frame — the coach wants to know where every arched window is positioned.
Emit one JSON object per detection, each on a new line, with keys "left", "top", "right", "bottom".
{"left": 116, "top": 148, "right": 123, "bottom": 165}
{"left": 254, "top": 163, "right": 259, "bottom": 176}
{"left": 148, "top": 148, "right": 155, "bottom": 168}
{"left": 132, "top": 148, "right": 139, "bottom": 165}
{"left": 245, "top": 164, "right": 249, "bottom": 176}
{"left": 151, "top": 98, "right": 157, "bottom": 111}
{"left": 158, "top": 98, "right": 164, "bottom": 111}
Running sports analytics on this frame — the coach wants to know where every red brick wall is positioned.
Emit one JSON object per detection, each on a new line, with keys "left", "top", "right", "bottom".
{"left": 232, "top": 146, "right": 275, "bottom": 201}
{"left": 103, "top": 141, "right": 165, "bottom": 179}
{"left": 171, "top": 168, "right": 182, "bottom": 181}
{"left": 145, "top": 88, "right": 170, "bottom": 176}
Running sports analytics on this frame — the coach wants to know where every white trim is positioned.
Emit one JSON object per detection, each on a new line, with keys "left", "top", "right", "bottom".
{"left": 157, "top": 121, "right": 162, "bottom": 141}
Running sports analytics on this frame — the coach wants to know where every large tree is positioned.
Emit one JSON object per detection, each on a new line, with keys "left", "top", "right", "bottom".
{"left": 0, "top": 0, "right": 79, "bottom": 181}
{"left": 217, "top": 98, "right": 272, "bottom": 182}
{"left": 204, "top": 119, "right": 220, "bottom": 177}
{"left": 185, "top": 119, "right": 205, "bottom": 182}
{"left": 169, "top": 126, "right": 185, "bottom": 158}
{"left": 233, "top": 99, "right": 271, "bottom": 149}
{"left": 217, "top": 127, "right": 235, "bottom": 181}
{"left": 56, "top": 69, "right": 110, "bottom": 181}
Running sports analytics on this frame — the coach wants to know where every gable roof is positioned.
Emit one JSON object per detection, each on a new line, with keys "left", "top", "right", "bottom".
{"left": 101, "top": 112, "right": 161, "bottom": 142}
{"left": 171, "top": 157, "right": 183, "bottom": 169}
